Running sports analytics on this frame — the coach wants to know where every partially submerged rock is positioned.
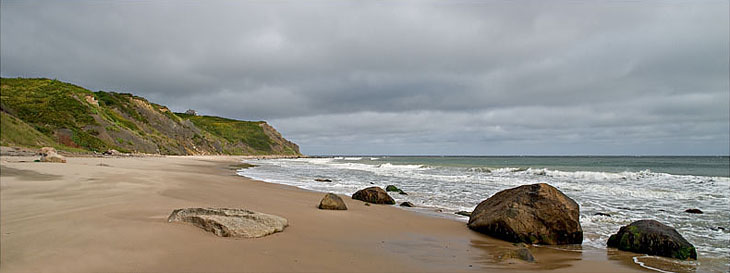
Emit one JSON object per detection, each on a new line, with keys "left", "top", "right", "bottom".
{"left": 352, "top": 187, "right": 395, "bottom": 204}
{"left": 493, "top": 245, "right": 535, "bottom": 263}
{"left": 318, "top": 193, "right": 347, "bottom": 210}
{"left": 684, "top": 208, "right": 703, "bottom": 214}
{"left": 455, "top": 211, "right": 471, "bottom": 217}
{"left": 168, "top": 208, "right": 288, "bottom": 238}
{"left": 39, "top": 147, "right": 66, "bottom": 163}
{"left": 384, "top": 185, "right": 408, "bottom": 195}
{"left": 314, "top": 178, "right": 332, "bottom": 182}
{"left": 467, "top": 183, "right": 583, "bottom": 245}
{"left": 595, "top": 212, "right": 612, "bottom": 217}
{"left": 607, "top": 220, "right": 697, "bottom": 260}
{"left": 399, "top": 202, "right": 415, "bottom": 207}
{"left": 512, "top": 247, "right": 535, "bottom": 263}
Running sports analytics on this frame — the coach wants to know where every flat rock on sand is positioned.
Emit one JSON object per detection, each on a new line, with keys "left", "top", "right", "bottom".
{"left": 168, "top": 208, "right": 288, "bottom": 238}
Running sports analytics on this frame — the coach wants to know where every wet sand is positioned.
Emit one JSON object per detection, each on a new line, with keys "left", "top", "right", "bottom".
{"left": 0, "top": 155, "right": 647, "bottom": 272}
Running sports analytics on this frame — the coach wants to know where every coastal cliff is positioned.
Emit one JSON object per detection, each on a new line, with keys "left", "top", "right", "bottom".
{"left": 0, "top": 78, "right": 300, "bottom": 156}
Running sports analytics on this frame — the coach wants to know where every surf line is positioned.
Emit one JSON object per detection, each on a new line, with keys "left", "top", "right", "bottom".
{"left": 632, "top": 256, "right": 675, "bottom": 273}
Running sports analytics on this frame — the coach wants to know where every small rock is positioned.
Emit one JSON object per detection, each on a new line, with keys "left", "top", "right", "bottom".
{"left": 400, "top": 202, "right": 415, "bottom": 207}
{"left": 513, "top": 247, "right": 535, "bottom": 262}
{"left": 455, "top": 211, "right": 472, "bottom": 217}
{"left": 494, "top": 246, "right": 535, "bottom": 263}
{"left": 607, "top": 219, "right": 697, "bottom": 260}
{"left": 314, "top": 178, "right": 332, "bottom": 182}
{"left": 39, "top": 147, "right": 66, "bottom": 163}
{"left": 385, "top": 185, "right": 401, "bottom": 192}
{"left": 364, "top": 203, "right": 371, "bottom": 206}
{"left": 398, "top": 190, "right": 408, "bottom": 195}
{"left": 39, "top": 147, "right": 57, "bottom": 155}
{"left": 167, "top": 208, "right": 288, "bottom": 238}
{"left": 684, "top": 208, "right": 703, "bottom": 214}
{"left": 594, "top": 212, "right": 611, "bottom": 217}
{"left": 352, "top": 187, "right": 395, "bottom": 204}
{"left": 103, "top": 149, "right": 122, "bottom": 156}
{"left": 318, "top": 193, "right": 347, "bottom": 210}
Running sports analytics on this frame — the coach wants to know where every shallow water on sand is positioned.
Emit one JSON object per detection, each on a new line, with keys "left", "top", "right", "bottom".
{"left": 238, "top": 156, "right": 729, "bottom": 273}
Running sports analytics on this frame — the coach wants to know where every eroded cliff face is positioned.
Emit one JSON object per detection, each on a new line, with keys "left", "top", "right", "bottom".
{"left": 0, "top": 78, "right": 301, "bottom": 156}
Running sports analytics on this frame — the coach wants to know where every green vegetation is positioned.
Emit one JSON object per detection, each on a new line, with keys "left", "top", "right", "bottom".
{"left": 0, "top": 77, "right": 300, "bottom": 155}
{"left": 0, "top": 111, "right": 56, "bottom": 147}
{"left": 176, "top": 113, "right": 273, "bottom": 153}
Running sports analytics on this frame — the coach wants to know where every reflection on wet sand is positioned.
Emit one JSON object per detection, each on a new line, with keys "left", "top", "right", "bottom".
{"left": 606, "top": 248, "right": 699, "bottom": 273}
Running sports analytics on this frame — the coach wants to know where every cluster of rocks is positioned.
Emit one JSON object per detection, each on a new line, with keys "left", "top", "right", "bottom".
{"left": 464, "top": 183, "right": 697, "bottom": 261}
{"left": 167, "top": 180, "right": 698, "bottom": 262}
{"left": 38, "top": 147, "right": 66, "bottom": 163}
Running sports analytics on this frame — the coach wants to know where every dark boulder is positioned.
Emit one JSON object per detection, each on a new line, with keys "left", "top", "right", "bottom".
{"left": 595, "top": 212, "right": 612, "bottom": 217}
{"left": 318, "top": 193, "right": 347, "bottom": 210}
{"left": 352, "top": 187, "right": 395, "bottom": 204}
{"left": 607, "top": 220, "right": 697, "bottom": 260}
{"left": 467, "top": 183, "right": 583, "bottom": 245}
{"left": 399, "top": 202, "right": 415, "bottom": 207}
{"left": 385, "top": 185, "right": 401, "bottom": 192}
{"left": 684, "top": 208, "right": 703, "bottom": 214}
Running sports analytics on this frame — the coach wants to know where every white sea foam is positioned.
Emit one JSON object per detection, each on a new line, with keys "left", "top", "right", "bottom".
{"left": 238, "top": 157, "right": 730, "bottom": 273}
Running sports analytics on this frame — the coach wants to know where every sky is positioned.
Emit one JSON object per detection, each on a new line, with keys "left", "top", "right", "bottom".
{"left": 1, "top": 0, "right": 728, "bottom": 155}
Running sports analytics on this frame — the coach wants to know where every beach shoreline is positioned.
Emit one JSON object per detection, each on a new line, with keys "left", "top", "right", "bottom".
{"left": 1, "top": 155, "right": 650, "bottom": 272}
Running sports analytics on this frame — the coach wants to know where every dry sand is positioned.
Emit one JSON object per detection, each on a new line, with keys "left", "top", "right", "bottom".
{"left": 0, "top": 155, "right": 647, "bottom": 272}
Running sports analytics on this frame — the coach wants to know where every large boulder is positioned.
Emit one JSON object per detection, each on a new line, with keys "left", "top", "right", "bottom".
{"left": 318, "top": 193, "right": 348, "bottom": 210}
{"left": 168, "top": 208, "right": 288, "bottom": 238}
{"left": 467, "top": 183, "right": 582, "bottom": 245}
{"left": 39, "top": 147, "right": 66, "bottom": 163}
{"left": 607, "top": 220, "right": 697, "bottom": 260}
{"left": 352, "top": 187, "right": 395, "bottom": 204}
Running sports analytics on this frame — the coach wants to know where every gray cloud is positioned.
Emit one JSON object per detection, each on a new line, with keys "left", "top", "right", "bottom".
{"left": 2, "top": 0, "right": 727, "bottom": 155}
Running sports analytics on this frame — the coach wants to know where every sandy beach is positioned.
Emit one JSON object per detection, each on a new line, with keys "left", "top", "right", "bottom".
{"left": 0, "top": 155, "right": 646, "bottom": 272}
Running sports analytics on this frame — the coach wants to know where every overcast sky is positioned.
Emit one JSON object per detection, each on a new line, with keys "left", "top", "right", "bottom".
{"left": 1, "top": 0, "right": 728, "bottom": 155}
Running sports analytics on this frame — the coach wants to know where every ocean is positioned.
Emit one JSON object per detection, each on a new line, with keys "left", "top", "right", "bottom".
{"left": 237, "top": 156, "right": 729, "bottom": 273}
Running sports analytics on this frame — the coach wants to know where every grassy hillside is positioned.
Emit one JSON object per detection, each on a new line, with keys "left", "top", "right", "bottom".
{"left": 0, "top": 78, "right": 300, "bottom": 155}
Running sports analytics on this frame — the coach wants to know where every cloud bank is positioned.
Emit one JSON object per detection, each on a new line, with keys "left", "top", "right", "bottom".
{"left": 2, "top": 0, "right": 728, "bottom": 155}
